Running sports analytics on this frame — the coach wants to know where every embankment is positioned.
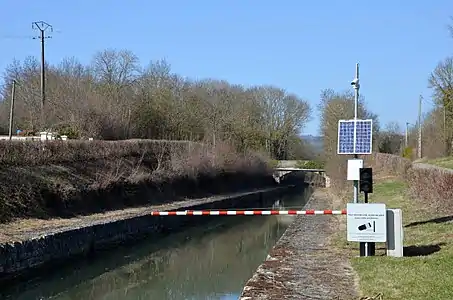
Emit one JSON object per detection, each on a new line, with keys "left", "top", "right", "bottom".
{"left": 240, "top": 188, "right": 356, "bottom": 300}
{"left": 0, "top": 140, "right": 276, "bottom": 223}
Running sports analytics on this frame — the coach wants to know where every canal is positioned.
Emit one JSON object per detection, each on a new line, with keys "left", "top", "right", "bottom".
{"left": 2, "top": 187, "right": 312, "bottom": 300}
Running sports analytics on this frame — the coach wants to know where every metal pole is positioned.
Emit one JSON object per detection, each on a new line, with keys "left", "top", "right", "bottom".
{"left": 32, "top": 21, "right": 52, "bottom": 127}
{"left": 8, "top": 80, "right": 16, "bottom": 141}
{"left": 354, "top": 63, "right": 359, "bottom": 121}
{"left": 362, "top": 192, "right": 375, "bottom": 256}
{"left": 418, "top": 95, "right": 422, "bottom": 159}
{"left": 353, "top": 63, "right": 369, "bottom": 257}
{"left": 353, "top": 63, "right": 360, "bottom": 204}
{"left": 40, "top": 28, "right": 45, "bottom": 116}
{"left": 361, "top": 189, "right": 368, "bottom": 256}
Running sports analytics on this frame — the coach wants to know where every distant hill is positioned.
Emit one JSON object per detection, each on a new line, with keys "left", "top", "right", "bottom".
{"left": 301, "top": 135, "right": 323, "bottom": 153}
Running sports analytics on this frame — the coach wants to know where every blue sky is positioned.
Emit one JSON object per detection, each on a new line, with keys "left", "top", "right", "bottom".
{"left": 1, "top": 0, "right": 452, "bottom": 135}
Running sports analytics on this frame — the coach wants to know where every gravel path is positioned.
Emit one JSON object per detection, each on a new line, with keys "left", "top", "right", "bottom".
{"left": 240, "top": 188, "right": 357, "bottom": 300}
{"left": 412, "top": 162, "right": 453, "bottom": 173}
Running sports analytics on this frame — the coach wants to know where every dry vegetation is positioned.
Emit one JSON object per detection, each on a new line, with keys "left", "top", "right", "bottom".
{"left": 0, "top": 139, "right": 277, "bottom": 224}
{"left": 366, "top": 153, "right": 453, "bottom": 214}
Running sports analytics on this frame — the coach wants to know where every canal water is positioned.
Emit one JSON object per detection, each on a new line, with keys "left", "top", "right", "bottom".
{"left": 2, "top": 187, "right": 312, "bottom": 300}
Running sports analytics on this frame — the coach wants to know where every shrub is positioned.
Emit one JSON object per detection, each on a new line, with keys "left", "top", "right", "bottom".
{"left": 402, "top": 147, "right": 413, "bottom": 160}
{"left": 406, "top": 167, "right": 453, "bottom": 213}
{"left": 297, "top": 160, "right": 325, "bottom": 169}
{"left": 303, "top": 160, "right": 325, "bottom": 169}
{"left": 364, "top": 152, "right": 453, "bottom": 214}
{"left": 268, "top": 159, "right": 279, "bottom": 169}
{"left": 363, "top": 153, "right": 412, "bottom": 179}
{"left": 55, "top": 124, "right": 80, "bottom": 139}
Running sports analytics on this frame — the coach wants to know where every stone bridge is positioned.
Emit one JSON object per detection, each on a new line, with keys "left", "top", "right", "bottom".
{"left": 273, "top": 167, "right": 330, "bottom": 188}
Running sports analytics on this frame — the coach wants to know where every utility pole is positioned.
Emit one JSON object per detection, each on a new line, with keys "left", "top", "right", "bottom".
{"left": 32, "top": 21, "right": 53, "bottom": 127}
{"left": 8, "top": 80, "right": 17, "bottom": 141}
{"left": 418, "top": 95, "right": 422, "bottom": 159}
{"left": 444, "top": 105, "right": 447, "bottom": 155}
{"left": 405, "top": 122, "right": 409, "bottom": 148}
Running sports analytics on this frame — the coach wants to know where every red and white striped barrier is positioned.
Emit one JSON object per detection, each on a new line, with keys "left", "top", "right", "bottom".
{"left": 149, "top": 209, "right": 346, "bottom": 216}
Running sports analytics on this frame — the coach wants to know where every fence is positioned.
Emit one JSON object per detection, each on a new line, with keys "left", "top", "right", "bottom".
{"left": 0, "top": 131, "right": 94, "bottom": 141}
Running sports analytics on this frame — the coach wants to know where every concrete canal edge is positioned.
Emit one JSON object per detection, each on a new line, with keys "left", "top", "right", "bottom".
{"left": 0, "top": 185, "right": 298, "bottom": 284}
{"left": 240, "top": 188, "right": 358, "bottom": 300}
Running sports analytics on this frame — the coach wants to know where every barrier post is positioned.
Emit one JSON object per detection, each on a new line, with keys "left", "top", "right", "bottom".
{"left": 386, "top": 209, "right": 404, "bottom": 257}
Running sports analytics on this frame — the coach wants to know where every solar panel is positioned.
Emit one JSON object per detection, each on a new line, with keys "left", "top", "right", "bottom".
{"left": 355, "top": 119, "right": 373, "bottom": 154}
{"left": 337, "top": 120, "right": 355, "bottom": 154}
{"left": 337, "top": 119, "right": 373, "bottom": 155}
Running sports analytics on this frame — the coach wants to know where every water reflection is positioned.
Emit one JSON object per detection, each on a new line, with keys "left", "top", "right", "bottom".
{"left": 3, "top": 188, "right": 311, "bottom": 300}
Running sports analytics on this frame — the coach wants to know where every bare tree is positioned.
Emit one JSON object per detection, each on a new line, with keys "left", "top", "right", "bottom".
{"left": 377, "top": 121, "right": 403, "bottom": 154}
{"left": 419, "top": 108, "right": 447, "bottom": 158}
{"left": 428, "top": 57, "right": 453, "bottom": 155}
{"left": 0, "top": 49, "right": 313, "bottom": 159}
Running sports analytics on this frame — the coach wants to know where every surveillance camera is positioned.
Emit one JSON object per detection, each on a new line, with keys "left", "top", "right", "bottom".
{"left": 350, "top": 78, "right": 359, "bottom": 86}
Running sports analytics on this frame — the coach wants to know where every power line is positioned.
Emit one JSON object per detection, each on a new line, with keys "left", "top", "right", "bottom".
{"left": 0, "top": 29, "right": 61, "bottom": 40}
{"left": 0, "top": 35, "right": 35, "bottom": 40}
{"left": 32, "top": 21, "right": 53, "bottom": 126}
{"left": 422, "top": 96, "right": 437, "bottom": 107}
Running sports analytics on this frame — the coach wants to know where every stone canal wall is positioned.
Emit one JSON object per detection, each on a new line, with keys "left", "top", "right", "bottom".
{"left": 0, "top": 186, "right": 295, "bottom": 283}
{"left": 240, "top": 188, "right": 357, "bottom": 300}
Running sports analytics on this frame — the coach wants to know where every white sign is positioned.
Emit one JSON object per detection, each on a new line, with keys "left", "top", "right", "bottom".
{"left": 347, "top": 159, "right": 363, "bottom": 181}
{"left": 347, "top": 203, "right": 387, "bottom": 242}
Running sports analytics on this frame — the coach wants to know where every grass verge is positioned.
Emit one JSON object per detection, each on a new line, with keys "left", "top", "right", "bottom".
{"left": 423, "top": 156, "right": 453, "bottom": 169}
{"left": 333, "top": 178, "right": 453, "bottom": 300}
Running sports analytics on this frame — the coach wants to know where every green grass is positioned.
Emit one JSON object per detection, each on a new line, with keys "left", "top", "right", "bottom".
{"left": 424, "top": 156, "right": 453, "bottom": 169}
{"left": 334, "top": 179, "right": 453, "bottom": 300}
